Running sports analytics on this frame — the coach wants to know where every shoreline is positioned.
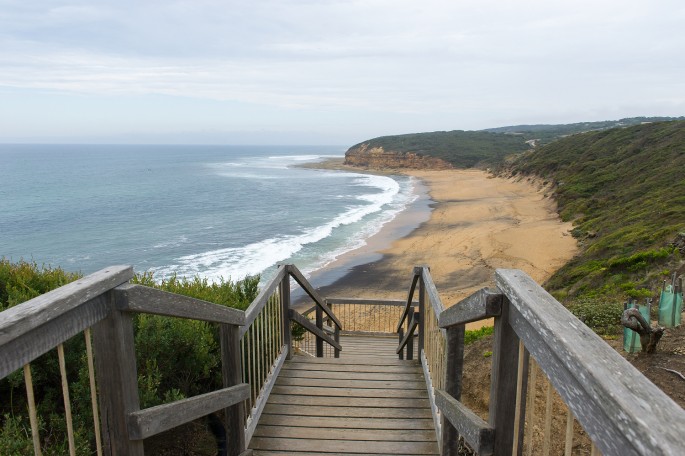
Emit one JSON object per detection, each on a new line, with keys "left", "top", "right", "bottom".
{"left": 296, "top": 159, "right": 578, "bottom": 325}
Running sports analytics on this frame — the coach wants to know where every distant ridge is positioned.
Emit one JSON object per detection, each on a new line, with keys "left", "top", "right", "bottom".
{"left": 345, "top": 116, "right": 685, "bottom": 170}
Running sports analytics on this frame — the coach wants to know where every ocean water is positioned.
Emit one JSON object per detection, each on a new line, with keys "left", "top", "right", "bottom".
{"left": 0, "top": 144, "right": 417, "bottom": 284}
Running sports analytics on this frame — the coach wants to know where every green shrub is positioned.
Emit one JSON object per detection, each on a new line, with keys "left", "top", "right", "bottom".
{"left": 464, "top": 325, "right": 494, "bottom": 345}
{"left": 569, "top": 298, "right": 624, "bottom": 336}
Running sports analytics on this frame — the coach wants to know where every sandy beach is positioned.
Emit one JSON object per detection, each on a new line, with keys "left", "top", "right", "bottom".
{"left": 313, "top": 166, "right": 578, "bottom": 313}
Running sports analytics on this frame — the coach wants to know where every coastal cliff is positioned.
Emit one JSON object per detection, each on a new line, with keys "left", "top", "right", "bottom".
{"left": 344, "top": 143, "right": 453, "bottom": 170}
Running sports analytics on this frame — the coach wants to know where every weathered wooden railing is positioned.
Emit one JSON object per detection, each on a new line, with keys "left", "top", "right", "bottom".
{"left": 239, "top": 263, "right": 342, "bottom": 441}
{"left": 402, "top": 267, "right": 685, "bottom": 455}
{"left": 0, "top": 263, "right": 340, "bottom": 454}
{"left": 0, "top": 266, "right": 251, "bottom": 456}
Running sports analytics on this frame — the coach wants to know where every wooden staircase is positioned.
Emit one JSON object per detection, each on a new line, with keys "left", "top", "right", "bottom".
{"left": 249, "top": 335, "right": 439, "bottom": 455}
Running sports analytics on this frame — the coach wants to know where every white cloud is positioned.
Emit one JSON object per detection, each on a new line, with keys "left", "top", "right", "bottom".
{"left": 0, "top": 0, "right": 683, "bottom": 142}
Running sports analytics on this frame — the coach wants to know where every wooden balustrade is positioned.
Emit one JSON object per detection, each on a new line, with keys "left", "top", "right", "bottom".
{"left": 3, "top": 263, "right": 683, "bottom": 456}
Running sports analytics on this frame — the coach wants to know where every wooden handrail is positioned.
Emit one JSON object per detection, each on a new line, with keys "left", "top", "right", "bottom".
{"left": 396, "top": 311, "right": 419, "bottom": 354}
{"left": 289, "top": 309, "right": 342, "bottom": 352}
{"left": 118, "top": 283, "right": 245, "bottom": 326}
{"left": 396, "top": 266, "right": 422, "bottom": 332}
{"left": 438, "top": 287, "right": 502, "bottom": 328}
{"left": 0, "top": 265, "right": 133, "bottom": 379}
{"left": 287, "top": 265, "right": 342, "bottom": 330}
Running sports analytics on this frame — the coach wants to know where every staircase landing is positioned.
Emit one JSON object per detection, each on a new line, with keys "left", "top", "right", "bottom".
{"left": 249, "top": 335, "right": 438, "bottom": 455}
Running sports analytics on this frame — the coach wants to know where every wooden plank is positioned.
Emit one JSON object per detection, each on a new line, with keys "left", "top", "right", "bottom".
{"left": 245, "top": 345, "right": 288, "bottom": 444}
{"left": 488, "top": 296, "right": 520, "bottom": 456}
{"left": 254, "top": 426, "right": 437, "bottom": 441}
{"left": 280, "top": 271, "right": 292, "bottom": 360}
{"left": 438, "top": 288, "right": 502, "bottom": 328}
{"left": 252, "top": 452, "right": 428, "bottom": 456}
{"left": 270, "top": 385, "right": 428, "bottom": 398}
{"left": 91, "top": 291, "right": 143, "bottom": 455}
{"left": 282, "top": 362, "right": 418, "bottom": 373}
{"left": 266, "top": 394, "right": 427, "bottom": 408}
{"left": 127, "top": 384, "right": 250, "bottom": 440}
{"left": 289, "top": 310, "right": 342, "bottom": 351}
{"left": 435, "top": 389, "right": 494, "bottom": 455}
{"left": 396, "top": 268, "right": 421, "bottom": 332}
{"left": 258, "top": 413, "right": 435, "bottom": 428}
{"left": 278, "top": 369, "right": 423, "bottom": 381}
{"left": 289, "top": 355, "right": 410, "bottom": 365}
{"left": 262, "top": 404, "right": 433, "bottom": 419}
{"left": 326, "top": 298, "right": 410, "bottom": 306}
{"left": 288, "top": 265, "right": 342, "bottom": 329}
{"left": 0, "top": 265, "right": 132, "bottom": 346}
{"left": 242, "top": 266, "right": 286, "bottom": 335}
{"left": 275, "top": 376, "right": 427, "bottom": 390}
{"left": 496, "top": 269, "right": 685, "bottom": 455}
{"left": 119, "top": 284, "right": 245, "bottom": 326}
{"left": 0, "top": 293, "right": 110, "bottom": 379}
{"left": 249, "top": 436, "right": 438, "bottom": 454}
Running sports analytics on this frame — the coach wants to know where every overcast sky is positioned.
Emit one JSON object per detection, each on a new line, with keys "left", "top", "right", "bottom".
{"left": 1, "top": 0, "right": 683, "bottom": 145}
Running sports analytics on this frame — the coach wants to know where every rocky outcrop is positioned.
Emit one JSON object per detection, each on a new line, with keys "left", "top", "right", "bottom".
{"left": 344, "top": 143, "right": 453, "bottom": 170}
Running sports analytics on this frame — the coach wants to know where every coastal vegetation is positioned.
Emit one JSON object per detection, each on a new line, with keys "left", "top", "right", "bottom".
{"left": 507, "top": 120, "right": 685, "bottom": 333}
{"left": 345, "top": 116, "right": 684, "bottom": 169}
{"left": 347, "top": 130, "right": 531, "bottom": 168}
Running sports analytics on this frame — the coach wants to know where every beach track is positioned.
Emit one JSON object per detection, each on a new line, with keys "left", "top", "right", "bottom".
{"left": 249, "top": 335, "right": 439, "bottom": 455}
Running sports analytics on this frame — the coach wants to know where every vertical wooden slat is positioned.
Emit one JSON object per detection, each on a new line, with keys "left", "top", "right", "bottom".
{"left": 57, "top": 343, "right": 76, "bottom": 456}
{"left": 542, "top": 376, "right": 554, "bottom": 456}
{"left": 590, "top": 442, "right": 599, "bottom": 456}
{"left": 220, "top": 323, "right": 246, "bottom": 455}
{"left": 315, "top": 305, "right": 323, "bottom": 357}
{"left": 564, "top": 407, "right": 574, "bottom": 456}
{"left": 525, "top": 359, "right": 537, "bottom": 456}
{"left": 23, "top": 364, "right": 42, "bottom": 456}
{"left": 511, "top": 340, "right": 529, "bottom": 456}
{"left": 440, "top": 325, "right": 465, "bottom": 455}
{"left": 488, "top": 296, "right": 520, "bottom": 456}
{"left": 92, "top": 290, "right": 144, "bottom": 455}
{"left": 84, "top": 328, "right": 103, "bottom": 456}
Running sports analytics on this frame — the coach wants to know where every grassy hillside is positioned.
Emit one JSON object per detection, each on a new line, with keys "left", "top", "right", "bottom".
{"left": 347, "top": 130, "right": 531, "bottom": 168}
{"left": 485, "top": 116, "right": 684, "bottom": 145}
{"left": 507, "top": 121, "right": 685, "bottom": 306}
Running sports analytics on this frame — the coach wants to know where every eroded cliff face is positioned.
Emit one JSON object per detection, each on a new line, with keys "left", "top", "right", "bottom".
{"left": 344, "top": 143, "right": 453, "bottom": 170}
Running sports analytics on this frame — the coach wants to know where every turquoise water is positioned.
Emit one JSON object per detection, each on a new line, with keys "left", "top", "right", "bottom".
{"left": 0, "top": 144, "right": 417, "bottom": 282}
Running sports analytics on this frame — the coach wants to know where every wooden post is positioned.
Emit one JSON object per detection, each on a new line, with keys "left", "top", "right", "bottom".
{"left": 441, "top": 325, "right": 465, "bottom": 455}
{"left": 91, "top": 290, "right": 144, "bottom": 455}
{"left": 221, "top": 323, "right": 246, "bottom": 456}
{"left": 488, "top": 296, "right": 521, "bottom": 456}
{"left": 418, "top": 276, "right": 425, "bottom": 355}
{"left": 398, "top": 327, "right": 404, "bottom": 360}
{"left": 280, "top": 269, "right": 292, "bottom": 360}
{"left": 315, "top": 305, "right": 324, "bottom": 357}
{"left": 407, "top": 307, "right": 415, "bottom": 360}
{"left": 328, "top": 299, "right": 340, "bottom": 358}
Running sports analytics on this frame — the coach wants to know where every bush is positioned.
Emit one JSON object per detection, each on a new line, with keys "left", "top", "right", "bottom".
{"left": 569, "top": 298, "right": 624, "bottom": 336}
